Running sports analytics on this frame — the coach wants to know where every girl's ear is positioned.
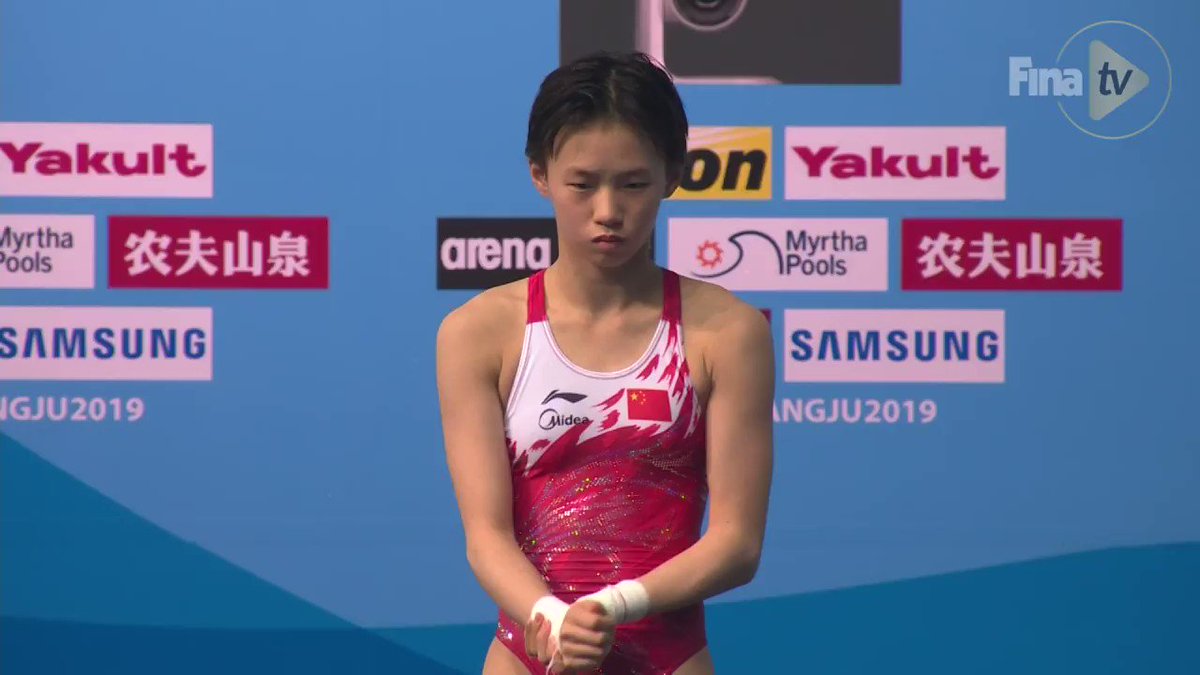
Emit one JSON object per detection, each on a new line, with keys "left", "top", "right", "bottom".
{"left": 530, "top": 162, "right": 551, "bottom": 198}
{"left": 664, "top": 162, "right": 683, "bottom": 198}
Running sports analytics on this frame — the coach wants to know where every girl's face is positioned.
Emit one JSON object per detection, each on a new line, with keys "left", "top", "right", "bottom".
{"left": 531, "top": 120, "right": 678, "bottom": 269}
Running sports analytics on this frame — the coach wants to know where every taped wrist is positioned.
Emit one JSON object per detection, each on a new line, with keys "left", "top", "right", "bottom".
{"left": 529, "top": 595, "right": 569, "bottom": 642}
{"left": 578, "top": 579, "right": 650, "bottom": 624}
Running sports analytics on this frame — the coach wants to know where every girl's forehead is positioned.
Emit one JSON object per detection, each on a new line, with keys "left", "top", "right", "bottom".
{"left": 551, "top": 123, "right": 662, "bottom": 168}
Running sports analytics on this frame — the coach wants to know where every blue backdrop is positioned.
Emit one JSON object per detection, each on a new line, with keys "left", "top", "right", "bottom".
{"left": 2, "top": 1, "right": 1197, "bottom": 673}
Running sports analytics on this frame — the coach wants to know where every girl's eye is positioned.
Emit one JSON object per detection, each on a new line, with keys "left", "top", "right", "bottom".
{"left": 625, "top": 182, "right": 649, "bottom": 189}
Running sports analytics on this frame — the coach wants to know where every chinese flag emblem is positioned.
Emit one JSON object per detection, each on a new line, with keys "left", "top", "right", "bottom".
{"left": 626, "top": 388, "right": 671, "bottom": 421}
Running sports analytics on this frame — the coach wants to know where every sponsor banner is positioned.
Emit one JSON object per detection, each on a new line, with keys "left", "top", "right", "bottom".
{"left": 0, "top": 214, "right": 95, "bottom": 289}
{"left": 784, "top": 126, "right": 1006, "bottom": 201}
{"left": 107, "top": 216, "right": 329, "bottom": 289}
{"left": 0, "top": 122, "right": 213, "bottom": 198}
{"left": 437, "top": 218, "right": 558, "bottom": 290}
{"left": 784, "top": 309, "right": 1005, "bottom": 383}
{"left": 668, "top": 217, "right": 887, "bottom": 291}
{"left": 0, "top": 307, "right": 212, "bottom": 381}
{"left": 901, "top": 218, "right": 1122, "bottom": 291}
{"left": 670, "top": 127, "right": 771, "bottom": 200}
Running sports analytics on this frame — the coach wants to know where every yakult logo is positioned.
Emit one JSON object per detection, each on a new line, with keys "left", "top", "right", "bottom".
{"left": 0, "top": 122, "right": 213, "bottom": 198}
{"left": 784, "top": 127, "right": 1006, "bottom": 201}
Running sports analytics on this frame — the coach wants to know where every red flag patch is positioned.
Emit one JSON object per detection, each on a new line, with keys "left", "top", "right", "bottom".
{"left": 627, "top": 388, "right": 671, "bottom": 422}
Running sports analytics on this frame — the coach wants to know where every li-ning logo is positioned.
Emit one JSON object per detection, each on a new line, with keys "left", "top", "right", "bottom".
{"left": 1008, "top": 20, "right": 1171, "bottom": 140}
{"left": 538, "top": 389, "right": 591, "bottom": 430}
{"left": 541, "top": 390, "right": 586, "bottom": 405}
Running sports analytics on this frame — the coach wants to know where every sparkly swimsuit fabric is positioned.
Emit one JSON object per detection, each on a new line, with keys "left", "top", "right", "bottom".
{"left": 495, "top": 269, "right": 709, "bottom": 674}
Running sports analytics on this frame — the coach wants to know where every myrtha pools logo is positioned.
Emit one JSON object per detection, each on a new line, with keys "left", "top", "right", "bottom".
{"left": 1009, "top": 21, "right": 1171, "bottom": 139}
{"left": 668, "top": 218, "right": 886, "bottom": 292}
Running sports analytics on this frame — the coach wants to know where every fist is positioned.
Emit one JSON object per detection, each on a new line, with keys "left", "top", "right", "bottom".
{"left": 524, "top": 613, "right": 556, "bottom": 666}
{"left": 551, "top": 600, "right": 617, "bottom": 673}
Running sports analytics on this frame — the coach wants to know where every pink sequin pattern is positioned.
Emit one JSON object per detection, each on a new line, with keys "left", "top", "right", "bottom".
{"left": 495, "top": 269, "right": 709, "bottom": 674}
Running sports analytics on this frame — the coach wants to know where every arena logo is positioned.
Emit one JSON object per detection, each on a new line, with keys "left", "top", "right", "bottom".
{"left": 0, "top": 122, "right": 213, "bottom": 197}
{"left": 538, "top": 389, "right": 591, "bottom": 431}
{"left": 667, "top": 217, "right": 886, "bottom": 291}
{"left": 1009, "top": 21, "right": 1171, "bottom": 140}
{"left": 783, "top": 309, "right": 1005, "bottom": 383}
{"left": 437, "top": 218, "right": 558, "bottom": 290}
{"left": 784, "top": 127, "right": 1005, "bottom": 201}
{"left": 669, "top": 127, "right": 771, "bottom": 200}
{"left": 0, "top": 306, "right": 212, "bottom": 381}
{"left": 0, "top": 214, "right": 94, "bottom": 289}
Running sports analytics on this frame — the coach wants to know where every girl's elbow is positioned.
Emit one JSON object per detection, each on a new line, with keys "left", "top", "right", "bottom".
{"left": 739, "top": 549, "right": 762, "bottom": 585}
{"left": 464, "top": 528, "right": 501, "bottom": 575}
{"left": 465, "top": 542, "right": 485, "bottom": 575}
{"left": 731, "top": 536, "right": 763, "bottom": 586}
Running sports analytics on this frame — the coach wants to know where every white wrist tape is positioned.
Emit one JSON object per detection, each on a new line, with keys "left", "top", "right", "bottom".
{"left": 578, "top": 579, "right": 650, "bottom": 624}
{"left": 529, "top": 595, "right": 569, "bottom": 643}
{"left": 614, "top": 580, "right": 650, "bottom": 623}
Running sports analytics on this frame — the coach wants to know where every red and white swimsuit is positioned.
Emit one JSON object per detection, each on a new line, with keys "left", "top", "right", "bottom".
{"left": 496, "top": 268, "right": 709, "bottom": 674}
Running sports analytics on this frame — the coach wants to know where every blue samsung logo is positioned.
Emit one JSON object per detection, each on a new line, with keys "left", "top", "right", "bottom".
{"left": 0, "top": 327, "right": 209, "bottom": 360}
{"left": 789, "top": 329, "right": 1001, "bottom": 362}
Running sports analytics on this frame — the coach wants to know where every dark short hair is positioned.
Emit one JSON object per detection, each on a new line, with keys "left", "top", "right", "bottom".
{"left": 525, "top": 51, "right": 688, "bottom": 174}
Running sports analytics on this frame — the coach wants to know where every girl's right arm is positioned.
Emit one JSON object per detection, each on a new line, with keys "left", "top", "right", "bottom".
{"left": 435, "top": 298, "right": 553, "bottom": 628}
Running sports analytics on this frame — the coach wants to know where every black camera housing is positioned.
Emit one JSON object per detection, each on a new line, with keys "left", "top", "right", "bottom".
{"left": 561, "top": 0, "right": 901, "bottom": 85}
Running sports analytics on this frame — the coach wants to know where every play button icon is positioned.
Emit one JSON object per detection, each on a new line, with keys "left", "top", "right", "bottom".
{"left": 1089, "top": 40, "right": 1150, "bottom": 121}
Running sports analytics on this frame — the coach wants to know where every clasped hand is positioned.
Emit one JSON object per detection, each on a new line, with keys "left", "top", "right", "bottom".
{"left": 525, "top": 599, "right": 616, "bottom": 673}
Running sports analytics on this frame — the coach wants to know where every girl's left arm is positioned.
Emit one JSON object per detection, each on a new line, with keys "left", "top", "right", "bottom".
{"left": 632, "top": 300, "right": 775, "bottom": 614}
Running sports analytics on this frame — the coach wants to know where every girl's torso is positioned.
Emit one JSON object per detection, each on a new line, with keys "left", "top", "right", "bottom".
{"left": 492, "top": 267, "right": 711, "bottom": 673}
